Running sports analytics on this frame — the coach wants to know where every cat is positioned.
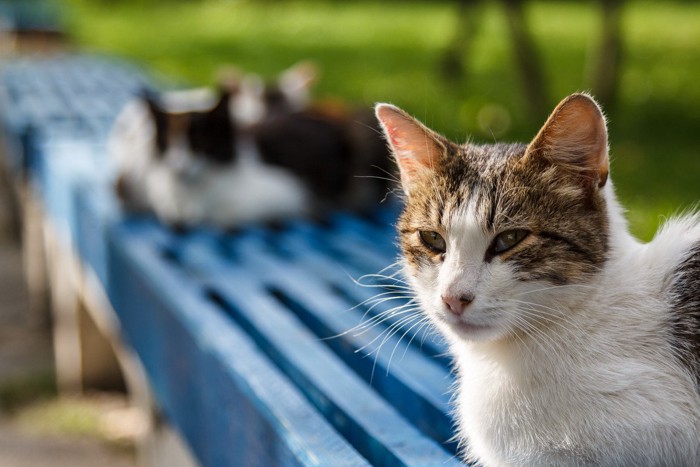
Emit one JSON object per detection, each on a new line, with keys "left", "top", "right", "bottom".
{"left": 220, "top": 60, "right": 319, "bottom": 126}
{"left": 253, "top": 104, "right": 392, "bottom": 213}
{"left": 375, "top": 93, "right": 700, "bottom": 466}
{"left": 111, "top": 88, "right": 311, "bottom": 227}
{"left": 110, "top": 63, "right": 390, "bottom": 228}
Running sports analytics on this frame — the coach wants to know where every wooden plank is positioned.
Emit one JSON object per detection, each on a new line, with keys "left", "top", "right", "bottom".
{"left": 172, "top": 232, "right": 460, "bottom": 464}
{"left": 73, "top": 178, "right": 120, "bottom": 286}
{"left": 231, "top": 234, "right": 457, "bottom": 450}
{"left": 273, "top": 226, "right": 451, "bottom": 365}
{"left": 108, "top": 222, "right": 371, "bottom": 466}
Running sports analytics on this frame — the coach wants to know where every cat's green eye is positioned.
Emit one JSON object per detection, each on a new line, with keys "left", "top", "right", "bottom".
{"left": 492, "top": 229, "right": 529, "bottom": 255}
{"left": 419, "top": 231, "right": 446, "bottom": 253}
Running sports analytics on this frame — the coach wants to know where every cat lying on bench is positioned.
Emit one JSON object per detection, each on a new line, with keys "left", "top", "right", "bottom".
{"left": 110, "top": 62, "right": 390, "bottom": 228}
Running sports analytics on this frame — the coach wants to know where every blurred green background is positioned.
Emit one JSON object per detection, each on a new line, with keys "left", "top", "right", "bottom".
{"left": 63, "top": 0, "right": 700, "bottom": 240}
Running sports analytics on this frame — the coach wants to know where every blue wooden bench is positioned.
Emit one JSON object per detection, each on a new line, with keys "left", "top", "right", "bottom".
{"left": 0, "top": 56, "right": 463, "bottom": 466}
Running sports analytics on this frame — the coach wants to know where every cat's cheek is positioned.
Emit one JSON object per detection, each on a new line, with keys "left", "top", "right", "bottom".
{"left": 402, "top": 265, "right": 437, "bottom": 313}
{"left": 407, "top": 277, "right": 455, "bottom": 337}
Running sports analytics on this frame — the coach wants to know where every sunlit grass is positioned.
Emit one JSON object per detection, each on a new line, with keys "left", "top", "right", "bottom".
{"left": 64, "top": 0, "right": 700, "bottom": 240}
{"left": 13, "top": 394, "right": 139, "bottom": 450}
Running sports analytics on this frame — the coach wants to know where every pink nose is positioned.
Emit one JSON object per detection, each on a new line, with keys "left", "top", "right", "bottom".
{"left": 442, "top": 293, "right": 475, "bottom": 316}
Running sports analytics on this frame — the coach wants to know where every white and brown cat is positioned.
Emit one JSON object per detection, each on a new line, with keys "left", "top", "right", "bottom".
{"left": 376, "top": 94, "right": 700, "bottom": 466}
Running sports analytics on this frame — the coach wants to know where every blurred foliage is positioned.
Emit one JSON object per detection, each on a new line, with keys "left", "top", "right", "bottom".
{"left": 64, "top": 0, "right": 700, "bottom": 240}
{"left": 0, "top": 369, "right": 56, "bottom": 413}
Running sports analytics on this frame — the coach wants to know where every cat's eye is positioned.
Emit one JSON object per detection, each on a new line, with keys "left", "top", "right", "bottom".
{"left": 492, "top": 229, "right": 529, "bottom": 255}
{"left": 419, "top": 231, "right": 446, "bottom": 253}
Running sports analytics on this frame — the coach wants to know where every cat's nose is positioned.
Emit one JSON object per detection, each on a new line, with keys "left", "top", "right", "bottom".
{"left": 442, "top": 293, "right": 475, "bottom": 316}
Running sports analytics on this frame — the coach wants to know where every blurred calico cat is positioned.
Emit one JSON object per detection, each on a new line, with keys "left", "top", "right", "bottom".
{"left": 110, "top": 62, "right": 390, "bottom": 228}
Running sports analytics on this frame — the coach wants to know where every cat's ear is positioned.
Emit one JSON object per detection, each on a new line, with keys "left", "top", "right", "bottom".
{"left": 216, "top": 66, "right": 242, "bottom": 94}
{"left": 279, "top": 61, "right": 318, "bottom": 109}
{"left": 375, "top": 104, "right": 447, "bottom": 195}
{"left": 524, "top": 93, "right": 609, "bottom": 191}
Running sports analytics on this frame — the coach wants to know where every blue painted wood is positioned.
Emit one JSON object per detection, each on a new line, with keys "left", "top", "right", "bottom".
{"left": 172, "top": 231, "right": 458, "bottom": 459}
{"left": 35, "top": 137, "right": 106, "bottom": 244}
{"left": 197, "top": 280, "right": 456, "bottom": 465}
{"left": 108, "top": 222, "right": 371, "bottom": 466}
{"left": 272, "top": 226, "right": 451, "bottom": 365}
{"left": 0, "top": 57, "right": 469, "bottom": 466}
{"left": 74, "top": 178, "right": 121, "bottom": 286}
{"left": 0, "top": 56, "right": 148, "bottom": 174}
{"left": 283, "top": 220, "right": 395, "bottom": 274}
{"left": 267, "top": 218, "right": 452, "bottom": 368}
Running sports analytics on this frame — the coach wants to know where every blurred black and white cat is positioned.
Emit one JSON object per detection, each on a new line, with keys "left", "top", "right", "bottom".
{"left": 110, "top": 62, "right": 390, "bottom": 227}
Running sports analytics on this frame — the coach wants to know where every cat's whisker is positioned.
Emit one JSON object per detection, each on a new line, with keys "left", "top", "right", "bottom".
{"left": 513, "top": 308, "right": 590, "bottom": 354}
{"left": 359, "top": 295, "right": 417, "bottom": 320}
{"left": 358, "top": 313, "right": 422, "bottom": 373}
{"left": 358, "top": 290, "right": 413, "bottom": 306}
{"left": 515, "top": 283, "right": 597, "bottom": 296}
{"left": 401, "top": 317, "right": 433, "bottom": 360}
{"left": 355, "top": 266, "right": 409, "bottom": 287}
{"left": 499, "top": 299, "right": 579, "bottom": 346}
{"left": 351, "top": 301, "right": 420, "bottom": 332}
{"left": 352, "top": 306, "right": 422, "bottom": 350}
{"left": 363, "top": 297, "right": 417, "bottom": 314}
{"left": 374, "top": 313, "right": 425, "bottom": 363}
{"left": 506, "top": 299, "right": 590, "bottom": 336}
{"left": 506, "top": 313, "right": 561, "bottom": 356}
{"left": 364, "top": 283, "right": 415, "bottom": 293}
{"left": 387, "top": 316, "right": 433, "bottom": 374}
{"left": 353, "top": 304, "right": 420, "bottom": 335}
{"left": 504, "top": 317, "right": 538, "bottom": 361}
{"left": 350, "top": 314, "right": 418, "bottom": 343}
{"left": 341, "top": 289, "right": 409, "bottom": 315}
{"left": 370, "top": 313, "right": 428, "bottom": 385}
{"left": 364, "top": 164, "right": 401, "bottom": 185}
{"left": 369, "top": 163, "right": 400, "bottom": 180}
{"left": 327, "top": 299, "right": 419, "bottom": 340}
{"left": 354, "top": 174, "right": 399, "bottom": 184}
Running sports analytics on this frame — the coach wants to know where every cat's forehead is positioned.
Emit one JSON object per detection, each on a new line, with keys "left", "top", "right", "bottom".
{"left": 402, "top": 142, "right": 528, "bottom": 229}
{"left": 434, "top": 142, "right": 528, "bottom": 204}
{"left": 456, "top": 142, "right": 527, "bottom": 178}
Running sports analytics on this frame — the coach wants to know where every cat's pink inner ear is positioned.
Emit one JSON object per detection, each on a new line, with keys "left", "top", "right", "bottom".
{"left": 375, "top": 104, "right": 444, "bottom": 194}
{"left": 525, "top": 93, "right": 609, "bottom": 190}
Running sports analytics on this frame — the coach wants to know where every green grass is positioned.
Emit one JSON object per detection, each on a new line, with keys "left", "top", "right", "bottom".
{"left": 64, "top": 0, "right": 700, "bottom": 240}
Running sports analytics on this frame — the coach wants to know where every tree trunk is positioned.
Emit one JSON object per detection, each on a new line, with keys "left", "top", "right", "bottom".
{"left": 502, "top": 0, "right": 549, "bottom": 121}
{"left": 440, "top": 0, "right": 482, "bottom": 81}
{"left": 589, "top": 0, "right": 624, "bottom": 110}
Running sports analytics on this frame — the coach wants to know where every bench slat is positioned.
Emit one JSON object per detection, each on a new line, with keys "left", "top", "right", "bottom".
{"left": 171, "top": 231, "right": 458, "bottom": 458}
{"left": 108, "top": 223, "right": 372, "bottom": 466}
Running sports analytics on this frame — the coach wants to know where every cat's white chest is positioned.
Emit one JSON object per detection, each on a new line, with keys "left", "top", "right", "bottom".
{"left": 453, "top": 322, "right": 700, "bottom": 467}
{"left": 455, "top": 350, "right": 598, "bottom": 465}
